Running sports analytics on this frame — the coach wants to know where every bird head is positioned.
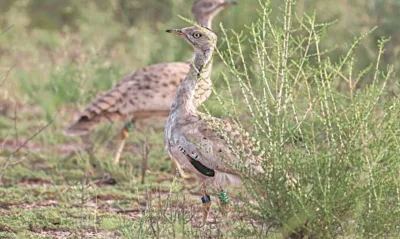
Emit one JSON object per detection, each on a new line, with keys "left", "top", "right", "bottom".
{"left": 192, "top": 0, "right": 238, "bottom": 21}
{"left": 166, "top": 26, "right": 217, "bottom": 53}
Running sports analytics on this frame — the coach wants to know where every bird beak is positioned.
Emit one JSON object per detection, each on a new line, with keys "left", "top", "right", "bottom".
{"left": 166, "top": 29, "right": 184, "bottom": 36}
{"left": 220, "top": 0, "right": 238, "bottom": 7}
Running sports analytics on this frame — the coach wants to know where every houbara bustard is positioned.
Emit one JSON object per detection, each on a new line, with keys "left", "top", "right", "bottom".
{"left": 64, "top": 0, "right": 238, "bottom": 170}
{"left": 165, "top": 26, "right": 264, "bottom": 224}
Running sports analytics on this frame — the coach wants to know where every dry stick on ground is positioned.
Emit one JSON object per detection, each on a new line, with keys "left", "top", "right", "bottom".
{"left": 79, "top": 173, "right": 89, "bottom": 237}
{"left": 0, "top": 30, "right": 14, "bottom": 90}
{"left": 13, "top": 103, "right": 18, "bottom": 148}
{"left": 141, "top": 139, "right": 150, "bottom": 185}
{"left": 8, "top": 152, "right": 32, "bottom": 166}
{"left": 0, "top": 118, "right": 54, "bottom": 182}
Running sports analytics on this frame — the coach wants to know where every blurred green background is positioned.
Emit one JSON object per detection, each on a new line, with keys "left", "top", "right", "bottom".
{"left": 1, "top": 0, "right": 399, "bottom": 108}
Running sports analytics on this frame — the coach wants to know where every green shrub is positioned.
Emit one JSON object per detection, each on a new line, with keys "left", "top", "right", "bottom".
{"left": 215, "top": 0, "right": 400, "bottom": 237}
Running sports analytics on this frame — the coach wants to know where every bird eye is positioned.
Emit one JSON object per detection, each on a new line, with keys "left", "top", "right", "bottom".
{"left": 193, "top": 33, "right": 202, "bottom": 39}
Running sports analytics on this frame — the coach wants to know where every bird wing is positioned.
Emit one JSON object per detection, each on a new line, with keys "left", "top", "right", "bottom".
{"left": 64, "top": 62, "right": 190, "bottom": 136}
{"left": 82, "top": 62, "right": 189, "bottom": 119}
{"left": 176, "top": 114, "right": 264, "bottom": 176}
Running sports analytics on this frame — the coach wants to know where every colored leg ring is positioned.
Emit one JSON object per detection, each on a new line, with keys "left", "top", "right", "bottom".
{"left": 201, "top": 195, "right": 211, "bottom": 204}
{"left": 219, "top": 191, "right": 230, "bottom": 205}
{"left": 125, "top": 122, "right": 135, "bottom": 132}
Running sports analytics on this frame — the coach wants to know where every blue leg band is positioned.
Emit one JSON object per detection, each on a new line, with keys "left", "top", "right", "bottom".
{"left": 201, "top": 195, "right": 211, "bottom": 203}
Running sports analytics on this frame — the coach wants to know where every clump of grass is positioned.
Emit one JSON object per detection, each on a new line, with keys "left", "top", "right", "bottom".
{"left": 215, "top": 0, "right": 400, "bottom": 237}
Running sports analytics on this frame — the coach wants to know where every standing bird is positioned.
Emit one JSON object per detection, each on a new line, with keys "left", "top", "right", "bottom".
{"left": 63, "top": 0, "right": 238, "bottom": 167}
{"left": 165, "top": 26, "right": 264, "bottom": 224}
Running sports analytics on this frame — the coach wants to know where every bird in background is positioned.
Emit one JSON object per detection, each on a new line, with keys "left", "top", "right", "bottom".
{"left": 164, "top": 25, "right": 264, "bottom": 225}
{"left": 63, "top": 0, "right": 238, "bottom": 171}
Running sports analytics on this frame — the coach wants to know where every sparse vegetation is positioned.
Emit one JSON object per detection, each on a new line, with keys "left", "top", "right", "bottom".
{"left": 0, "top": 0, "right": 399, "bottom": 238}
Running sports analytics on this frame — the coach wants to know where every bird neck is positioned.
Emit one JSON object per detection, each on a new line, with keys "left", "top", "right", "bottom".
{"left": 195, "top": 16, "right": 212, "bottom": 29}
{"left": 171, "top": 49, "right": 214, "bottom": 115}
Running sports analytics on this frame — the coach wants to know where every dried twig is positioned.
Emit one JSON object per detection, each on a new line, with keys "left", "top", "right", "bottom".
{"left": 8, "top": 151, "right": 32, "bottom": 166}
{"left": 141, "top": 139, "right": 150, "bottom": 185}
{"left": 0, "top": 64, "right": 14, "bottom": 88}
{"left": 0, "top": 118, "right": 53, "bottom": 181}
{"left": 115, "top": 208, "right": 141, "bottom": 214}
{"left": 0, "top": 25, "right": 13, "bottom": 37}
{"left": 13, "top": 103, "right": 18, "bottom": 148}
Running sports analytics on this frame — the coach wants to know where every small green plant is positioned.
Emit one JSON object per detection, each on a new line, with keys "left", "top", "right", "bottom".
{"left": 215, "top": 0, "right": 400, "bottom": 237}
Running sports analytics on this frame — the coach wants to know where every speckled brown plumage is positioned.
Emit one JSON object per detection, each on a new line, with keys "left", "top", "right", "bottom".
{"left": 64, "top": 63, "right": 192, "bottom": 135}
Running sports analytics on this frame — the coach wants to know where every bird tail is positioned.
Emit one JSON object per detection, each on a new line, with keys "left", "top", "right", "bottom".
{"left": 214, "top": 172, "right": 242, "bottom": 187}
{"left": 63, "top": 115, "right": 101, "bottom": 136}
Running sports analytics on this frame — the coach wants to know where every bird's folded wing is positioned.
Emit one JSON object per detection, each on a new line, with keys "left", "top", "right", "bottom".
{"left": 177, "top": 115, "right": 262, "bottom": 175}
{"left": 177, "top": 133, "right": 238, "bottom": 175}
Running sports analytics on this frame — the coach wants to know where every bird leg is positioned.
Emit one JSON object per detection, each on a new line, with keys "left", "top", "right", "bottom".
{"left": 201, "top": 184, "right": 211, "bottom": 225}
{"left": 218, "top": 190, "right": 230, "bottom": 218}
{"left": 113, "top": 121, "right": 135, "bottom": 165}
{"left": 172, "top": 158, "right": 191, "bottom": 179}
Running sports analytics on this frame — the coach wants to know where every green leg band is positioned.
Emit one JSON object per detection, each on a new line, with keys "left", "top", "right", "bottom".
{"left": 219, "top": 191, "right": 230, "bottom": 205}
{"left": 124, "top": 122, "right": 135, "bottom": 132}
